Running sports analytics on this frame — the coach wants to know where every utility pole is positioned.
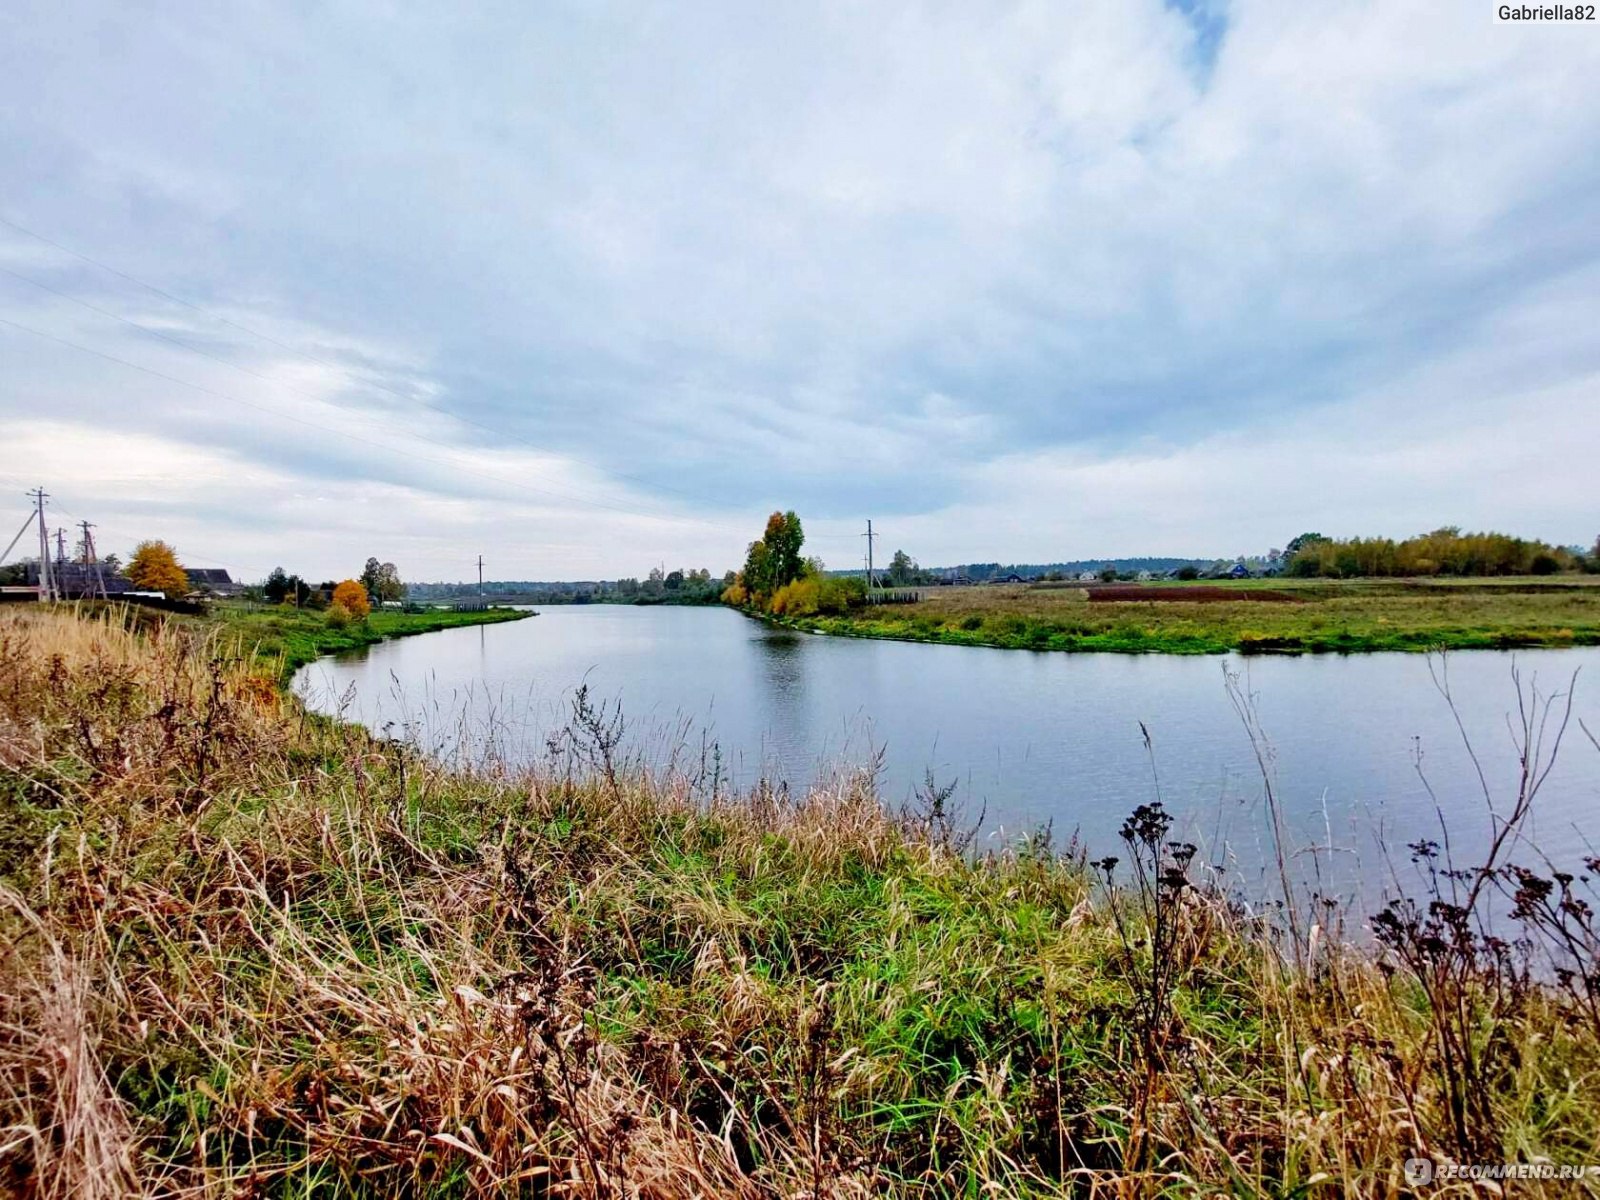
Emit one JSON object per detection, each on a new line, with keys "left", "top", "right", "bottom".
{"left": 79, "top": 519, "right": 108, "bottom": 600}
{"left": 28, "top": 487, "right": 52, "bottom": 602}
{"left": 862, "top": 519, "right": 878, "bottom": 591}
{"left": 477, "top": 554, "right": 484, "bottom": 599}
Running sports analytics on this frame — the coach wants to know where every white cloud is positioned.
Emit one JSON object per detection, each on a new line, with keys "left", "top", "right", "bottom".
{"left": 0, "top": 0, "right": 1596, "bottom": 577}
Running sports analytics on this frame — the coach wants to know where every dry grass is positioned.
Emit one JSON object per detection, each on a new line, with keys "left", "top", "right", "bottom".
{"left": 2, "top": 606, "right": 1599, "bottom": 1196}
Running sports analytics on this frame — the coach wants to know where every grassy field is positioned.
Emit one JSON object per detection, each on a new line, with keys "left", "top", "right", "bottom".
{"left": 4, "top": 605, "right": 1600, "bottom": 1195}
{"left": 190, "top": 601, "right": 534, "bottom": 680}
{"left": 788, "top": 577, "right": 1600, "bottom": 654}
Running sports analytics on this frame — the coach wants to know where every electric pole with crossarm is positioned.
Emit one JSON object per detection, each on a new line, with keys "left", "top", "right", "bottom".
{"left": 27, "top": 487, "right": 53, "bottom": 601}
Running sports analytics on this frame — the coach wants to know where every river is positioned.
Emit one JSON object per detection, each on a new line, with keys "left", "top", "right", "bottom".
{"left": 294, "top": 604, "right": 1600, "bottom": 904}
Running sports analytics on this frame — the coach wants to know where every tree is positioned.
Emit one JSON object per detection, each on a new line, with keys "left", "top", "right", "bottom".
{"left": 361, "top": 558, "right": 405, "bottom": 602}
{"left": 741, "top": 540, "right": 773, "bottom": 596}
{"left": 731, "top": 511, "right": 807, "bottom": 607}
{"left": 1176, "top": 565, "right": 1200, "bottom": 581}
{"left": 1285, "top": 532, "right": 1327, "bottom": 556}
{"left": 126, "top": 540, "right": 189, "bottom": 598}
{"left": 264, "top": 566, "right": 291, "bottom": 603}
{"left": 331, "top": 579, "right": 371, "bottom": 619}
{"left": 665, "top": 569, "right": 684, "bottom": 591}
{"left": 888, "top": 549, "right": 918, "bottom": 586}
{"left": 764, "top": 511, "right": 805, "bottom": 588}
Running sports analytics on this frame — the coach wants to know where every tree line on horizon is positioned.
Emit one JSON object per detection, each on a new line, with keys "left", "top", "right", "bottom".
{"left": 1283, "top": 528, "right": 1599, "bottom": 578}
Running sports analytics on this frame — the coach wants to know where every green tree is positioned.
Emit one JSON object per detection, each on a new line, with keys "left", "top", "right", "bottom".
{"left": 742, "top": 539, "right": 774, "bottom": 596}
{"left": 762, "top": 511, "right": 805, "bottom": 589}
{"left": 264, "top": 566, "right": 291, "bottom": 603}
{"left": 888, "top": 549, "right": 918, "bottom": 586}
{"left": 360, "top": 558, "right": 405, "bottom": 602}
{"left": 733, "top": 511, "right": 807, "bottom": 607}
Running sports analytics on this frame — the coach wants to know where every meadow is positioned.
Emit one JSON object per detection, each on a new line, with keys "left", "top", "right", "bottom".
{"left": 793, "top": 577, "right": 1600, "bottom": 654}
{"left": 4, "top": 604, "right": 1600, "bottom": 1196}
{"left": 191, "top": 601, "right": 531, "bottom": 681}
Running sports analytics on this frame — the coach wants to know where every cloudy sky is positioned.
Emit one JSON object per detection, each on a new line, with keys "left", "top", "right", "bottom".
{"left": 2, "top": 1, "right": 1597, "bottom": 581}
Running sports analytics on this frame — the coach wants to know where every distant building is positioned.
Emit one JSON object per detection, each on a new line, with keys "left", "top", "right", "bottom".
{"left": 1227, "top": 563, "right": 1250, "bottom": 579}
{"left": 22, "top": 562, "right": 131, "bottom": 598}
{"left": 185, "top": 568, "right": 241, "bottom": 597}
{"left": 1077, "top": 570, "right": 1098, "bottom": 582}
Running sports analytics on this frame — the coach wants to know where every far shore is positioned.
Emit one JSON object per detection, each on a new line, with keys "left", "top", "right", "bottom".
{"left": 736, "top": 576, "right": 1600, "bottom": 655}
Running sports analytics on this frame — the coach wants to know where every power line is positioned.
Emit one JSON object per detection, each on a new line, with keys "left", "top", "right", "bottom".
{"left": 0, "top": 274, "right": 725, "bottom": 530}
{"left": 0, "top": 212, "right": 749, "bottom": 519}
{"left": 0, "top": 314, "right": 729, "bottom": 530}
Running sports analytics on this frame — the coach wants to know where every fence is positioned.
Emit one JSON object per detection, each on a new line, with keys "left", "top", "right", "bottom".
{"left": 866, "top": 588, "right": 928, "bottom": 605}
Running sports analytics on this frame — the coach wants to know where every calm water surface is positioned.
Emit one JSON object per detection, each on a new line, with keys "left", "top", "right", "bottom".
{"left": 295, "top": 605, "right": 1600, "bottom": 902}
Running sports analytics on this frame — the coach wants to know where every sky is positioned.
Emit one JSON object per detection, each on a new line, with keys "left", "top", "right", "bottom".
{"left": 2, "top": 1, "right": 1597, "bottom": 582}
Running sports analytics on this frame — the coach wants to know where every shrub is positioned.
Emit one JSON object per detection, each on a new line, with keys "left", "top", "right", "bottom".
{"left": 1530, "top": 553, "right": 1561, "bottom": 575}
{"left": 770, "top": 578, "right": 820, "bottom": 616}
{"left": 325, "top": 601, "right": 354, "bottom": 629}
{"left": 1176, "top": 565, "right": 1199, "bottom": 581}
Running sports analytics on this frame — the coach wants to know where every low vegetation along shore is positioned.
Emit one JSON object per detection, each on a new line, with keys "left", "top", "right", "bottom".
{"left": 782, "top": 578, "right": 1600, "bottom": 655}
{"left": 5, "top": 605, "right": 1600, "bottom": 1195}
{"left": 185, "top": 601, "right": 531, "bottom": 681}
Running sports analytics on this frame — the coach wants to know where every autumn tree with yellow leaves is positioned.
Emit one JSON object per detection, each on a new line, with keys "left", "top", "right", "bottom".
{"left": 125, "top": 540, "right": 190, "bottom": 599}
{"left": 330, "top": 579, "right": 371, "bottom": 620}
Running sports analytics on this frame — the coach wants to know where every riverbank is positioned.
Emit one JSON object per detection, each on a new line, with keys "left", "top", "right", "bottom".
{"left": 764, "top": 576, "right": 1600, "bottom": 654}
{"left": 4, "top": 604, "right": 1598, "bottom": 1195}
{"left": 202, "top": 601, "right": 533, "bottom": 680}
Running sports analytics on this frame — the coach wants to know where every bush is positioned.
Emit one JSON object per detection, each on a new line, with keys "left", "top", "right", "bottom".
{"left": 325, "top": 601, "right": 354, "bottom": 629}
{"left": 770, "top": 578, "right": 820, "bottom": 616}
{"left": 1530, "top": 553, "right": 1561, "bottom": 575}
{"left": 1176, "top": 565, "right": 1199, "bottom": 581}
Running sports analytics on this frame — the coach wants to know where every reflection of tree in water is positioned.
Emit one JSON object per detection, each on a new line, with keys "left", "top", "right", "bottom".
{"left": 758, "top": 630, "right": 806, "bottom": 694}
{"left": 751, "top": 630, "right": 814, "bottom": 781}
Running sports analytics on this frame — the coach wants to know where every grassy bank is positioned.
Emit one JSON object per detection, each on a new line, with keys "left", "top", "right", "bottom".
{"left": 4, "top": 606, "right": 1600, "bottom": 1195}
{"left": 196, "top": 602, "right": 533, "bottom": 680}
{"left": 774, "top": 577, "right": 1600, "bottom": 654}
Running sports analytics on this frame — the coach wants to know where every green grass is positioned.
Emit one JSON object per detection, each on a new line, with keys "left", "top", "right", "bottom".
{"left": 202, "top": 601, "right": 534, "bottom": 679}
{"left": 768, "top": 577, "right": 1600, "bottom": 654}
